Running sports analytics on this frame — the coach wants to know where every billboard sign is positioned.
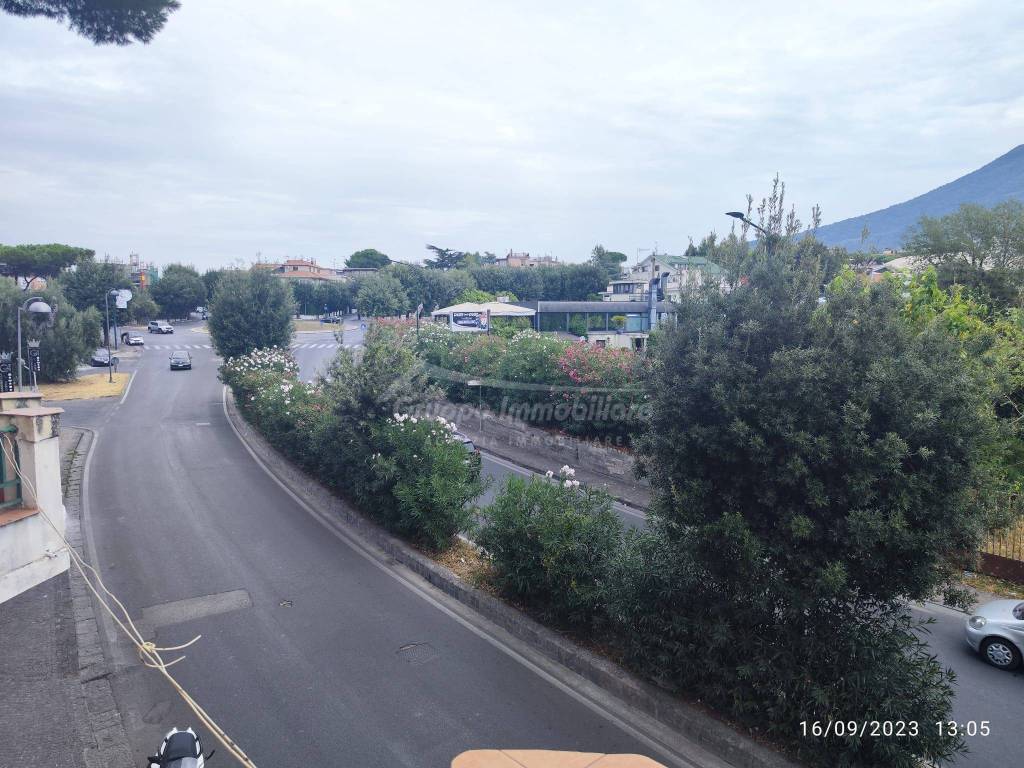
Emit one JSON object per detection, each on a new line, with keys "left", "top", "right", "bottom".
{"left": 451, "top": 312, "right": 488, "bottom": 332}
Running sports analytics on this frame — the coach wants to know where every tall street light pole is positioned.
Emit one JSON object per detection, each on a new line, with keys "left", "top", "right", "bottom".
{"left": 725, "top": 211, "right": 776, "bottom": 257}
{"left": 104, "top": 289, "right": 119, "bottom": 384}
{"left": 17, "top": 296, "right": 53, "bottom": 391}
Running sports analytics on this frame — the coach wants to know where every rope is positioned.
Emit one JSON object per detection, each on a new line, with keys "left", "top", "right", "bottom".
{"left": 1, "top": 434, "right": 258, "bottom": 768}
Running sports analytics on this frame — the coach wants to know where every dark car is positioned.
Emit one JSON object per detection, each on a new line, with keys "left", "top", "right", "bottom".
{"left": 91, "top": 349, "right": 113, "bottom": 367}
{"left": 169, "top": 351, "right": 192, "bottom": 370}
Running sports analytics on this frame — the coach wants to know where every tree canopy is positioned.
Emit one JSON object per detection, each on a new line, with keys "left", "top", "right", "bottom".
{"left": 56, "top": 259, "right": 132, "bottom": 314}
{"left": 151, "top": 264, "right": 206, "bottom": 320}
{"left": 355, "top": 272, "right": 408, "bottom": 317}
{"left": 346, "top": 248, "right": 390, "bottom": 269}
{"left": 208, "top": 268, "right": 294, "bottom": 359}
{"left": 0, "top": 243, "right": 93, "bottom": 290}
{"left": 589, "top": 245, "right": 627, "bottom": 280}
{"left": 386, "top": 263, "right": 472, "bottom": 312}
{"left": 904, "top": 201, "right": 1024, "bottom": 308}
{"left": 0, "top": 0, "right": 180, "bottom": 45}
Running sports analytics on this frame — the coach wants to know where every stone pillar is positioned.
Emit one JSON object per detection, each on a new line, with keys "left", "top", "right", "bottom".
{"left": 0, "top": 394, "right": 68, "bottom": 604}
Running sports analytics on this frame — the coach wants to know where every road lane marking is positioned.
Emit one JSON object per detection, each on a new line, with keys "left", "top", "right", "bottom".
{"left": 119, "top": 370, "right": 137, "bottom": 405}
{"left": 221, "top": 387, "right": 699, "bottom": 768}
{"left": 140, "top": 589, "right": 252, "bottom": 630}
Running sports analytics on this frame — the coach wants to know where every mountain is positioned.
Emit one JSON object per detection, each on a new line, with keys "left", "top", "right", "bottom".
{"left": 812, "top": 145, "right": 1024, "bottom": 251}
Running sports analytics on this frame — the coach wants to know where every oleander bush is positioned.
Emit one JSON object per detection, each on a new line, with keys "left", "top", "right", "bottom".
{"left": 478, "top": 467, "right": 623, "bottom": 626}
{"left": 415, "top": 324, "right": 650, "bottom": 441}
{"left": 369, "top": 413, "right": 482, "bottom": 549}
{"left": 220, "top": 332, "right": 481, "bottom": 551}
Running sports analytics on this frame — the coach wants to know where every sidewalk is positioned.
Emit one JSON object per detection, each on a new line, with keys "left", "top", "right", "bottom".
{"left": 0, "top": 428, "right": 133, "bottom": 768}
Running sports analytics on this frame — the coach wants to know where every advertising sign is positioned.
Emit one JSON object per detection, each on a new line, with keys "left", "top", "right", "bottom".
{"left": 451, "top": 312, "right": 488, "bottom": 332}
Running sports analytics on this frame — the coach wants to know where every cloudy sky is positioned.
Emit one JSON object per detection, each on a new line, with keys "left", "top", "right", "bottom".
{"left": 1, "top": 0, "right": 1022, "bottom": 270}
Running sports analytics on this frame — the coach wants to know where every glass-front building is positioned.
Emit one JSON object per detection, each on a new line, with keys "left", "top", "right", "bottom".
{"left": 514, "top": 301, "right": 675, "bottom": 335}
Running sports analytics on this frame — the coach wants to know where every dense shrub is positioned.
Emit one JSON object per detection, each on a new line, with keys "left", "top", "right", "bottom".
{"left": 220, "top": 340, "right": 480, "bottom": 550}
{"left": 370, "top": 413, "right": 482, "bottom": 549}
{"left": 603, "top": 526, "right": 961, "bottom": 768}
{"left": 478, "top": 467, "right": 622, "bottom": 626}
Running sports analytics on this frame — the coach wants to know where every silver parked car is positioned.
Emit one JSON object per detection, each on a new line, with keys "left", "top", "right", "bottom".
{"left": 965, "top": 599, "right": 1024, "bottom": 670}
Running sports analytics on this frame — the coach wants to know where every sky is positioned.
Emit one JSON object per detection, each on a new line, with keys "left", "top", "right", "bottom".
{"left": 2, "top": 0, "right": 1023, "bottom": 271}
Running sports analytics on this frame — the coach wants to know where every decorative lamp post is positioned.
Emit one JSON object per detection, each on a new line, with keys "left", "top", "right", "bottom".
{"left": 16, "top": 297, "right": 52, "bottom": 391}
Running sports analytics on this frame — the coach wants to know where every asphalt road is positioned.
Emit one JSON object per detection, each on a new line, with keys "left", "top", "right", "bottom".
{"left": 66, "top": 321, "right": 706, "bottom": 768}
{"left": 59, "top": 321, "right": 1024, "bottom": 768}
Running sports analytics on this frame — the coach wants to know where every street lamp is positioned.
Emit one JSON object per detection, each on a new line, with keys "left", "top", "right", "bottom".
{"left": 725, "top": 211, "right": 777, "bottom": 257}
{"left": 16, "top": 297, "right": 53, "bottom": 391}
{"left": 104, "top": 289, "right": 120, "bottom": 383}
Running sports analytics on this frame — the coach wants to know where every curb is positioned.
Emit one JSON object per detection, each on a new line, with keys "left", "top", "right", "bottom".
{"left": 62, "top": 427, "right": 134, "bottom": 768}
{"left": 224, "top": 392, "right": 800, "bottom": 768}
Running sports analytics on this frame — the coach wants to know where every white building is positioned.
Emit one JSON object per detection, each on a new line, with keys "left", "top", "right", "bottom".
{"left": 601, "top": 253, "right": 729, "bottom": 303}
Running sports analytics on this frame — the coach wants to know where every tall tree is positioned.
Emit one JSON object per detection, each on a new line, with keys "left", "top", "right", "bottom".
{"left": 589, "top": 245, "right": 627, "bottom": 280}
{"left": 202, "top": 268, "right": 229, "bottom": 299}
{"left": 355, "top": 272, "right": 409, "bottom": 317}
{"left": 0, "top": 0, "right": 180, "bottom": 45}
{"left": 387, "top": 263, "right": 473, "bottom": 312}
{"left": 346, "top": 248, "right": 390, "bottom": 269}
{"left": 151, "top": 264, "right": 206, "bottom": 320}
{"left": 208, "top": 269, "right": 294, "bottom": 359}
{"left": 424, "top": 244, "right": 470, "bottom": 270}
{"left": 0, "top": 243, "right": 93, "bottom": 290}
{"left": 618, "top": 251, "right": 1003, "bottom": 765}
{"left": 56, "top": 260, "right": 131, "bottom": 313}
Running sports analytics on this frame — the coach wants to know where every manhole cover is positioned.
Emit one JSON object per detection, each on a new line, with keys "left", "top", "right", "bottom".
{"left": 396, "top": 642, "right": 438, "bottom": 665}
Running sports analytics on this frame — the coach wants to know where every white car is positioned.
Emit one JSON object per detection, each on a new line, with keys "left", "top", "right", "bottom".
{"left": 965, "top": 599, "right": 1024, "bottom": 670}
{"left": 148, "top": 321, "right": 174, "bottom": 334}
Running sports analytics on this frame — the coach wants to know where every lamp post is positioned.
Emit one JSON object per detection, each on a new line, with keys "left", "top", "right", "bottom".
{"left": 103, "top": 289, "right": 119, "bottom": 383}
{"left": 725, "top": 211, "right": 777, "bottom": 257}
{"left": 16, "top": 297, "right": 53, "bottom": 391}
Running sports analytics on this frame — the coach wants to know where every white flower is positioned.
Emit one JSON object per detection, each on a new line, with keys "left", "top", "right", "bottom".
{"left": 544, "top": 470, "right": 554, "bottom": 479}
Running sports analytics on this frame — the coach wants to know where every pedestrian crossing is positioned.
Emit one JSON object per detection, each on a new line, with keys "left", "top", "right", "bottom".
{"left": 143, "top": 342, "right": 356, "bottom": 351}
{"left": 147, "top": 344, "right": 213, "bottom": 350}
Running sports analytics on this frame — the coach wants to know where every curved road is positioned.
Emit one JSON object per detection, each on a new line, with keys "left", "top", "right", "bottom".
{"left": 66, "top": 323, "right": 717, "bottom": 768}
{"left": 62, "top": 322, "right": 1023, "bottom": 768}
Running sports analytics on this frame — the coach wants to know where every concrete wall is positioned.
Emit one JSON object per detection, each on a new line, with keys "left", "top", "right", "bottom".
{"left": 0, "top": 393, "right": 68, "bottom": 604}
{"left": 430, "top": 398, "right": 651, "bottom": 506}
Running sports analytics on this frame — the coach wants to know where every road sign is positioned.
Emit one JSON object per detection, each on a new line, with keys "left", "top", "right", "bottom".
{"left": 115, "top": 289, "right": 132, "bottom": 310}
{"left": 0, "top": 353, "right": 13, "bottom": 393}
{"left": 27, "top": 341, "right": 41, "bottom": 373}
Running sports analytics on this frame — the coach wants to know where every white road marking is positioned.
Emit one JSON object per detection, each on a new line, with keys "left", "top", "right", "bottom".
{"left": 119, "top": 370, "right": 137, "bottom": 405}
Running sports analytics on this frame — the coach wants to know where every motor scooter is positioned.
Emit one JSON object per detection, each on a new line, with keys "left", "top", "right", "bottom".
{"left": 146, "top": 727, "right": 215, "bottom": 767}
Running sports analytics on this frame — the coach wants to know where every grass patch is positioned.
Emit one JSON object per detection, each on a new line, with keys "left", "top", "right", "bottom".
{"left": 963, "top": 570, "right": 1024, "bottom": 599}
{"left": 294, "top": 319, "right": 339, "bottom": 333}
{"left": 433, "top": 538, "right": 497, "bottom": 593}
{"left": 40, "top": 372, "right": 130, "bottom": 401}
